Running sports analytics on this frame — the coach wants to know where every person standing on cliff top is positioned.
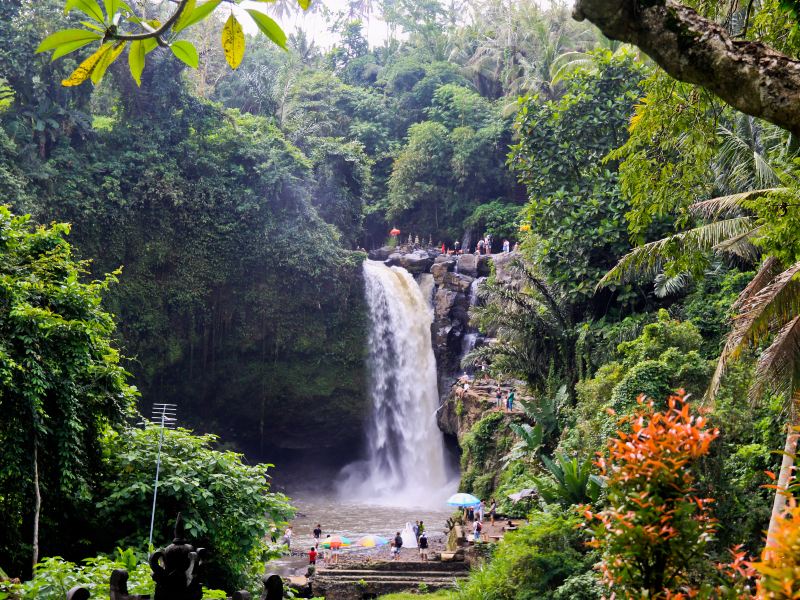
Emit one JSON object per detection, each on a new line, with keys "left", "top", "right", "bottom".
{"left": 495, "top": 387, "right": 503, "bottom": 410}
{"left": 502, "top": 239, "right": 510, "bottom": 253}
{"left": 507, "top": 389, "right": 516, "bottom": 412}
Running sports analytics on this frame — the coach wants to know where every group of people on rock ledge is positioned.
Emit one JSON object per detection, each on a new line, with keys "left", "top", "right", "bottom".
{"left": 440, "top": 234, "right": 517, "bottom": 256}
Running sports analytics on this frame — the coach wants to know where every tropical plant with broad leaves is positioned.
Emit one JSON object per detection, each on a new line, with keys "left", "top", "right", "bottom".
{"left": 502, "top": 423, "right": 544, "bottom": 467}
{"left": 532, "top": 453, "right": 602, "bottom": 506}
{"left": 37, "top": 0, "right": 311, "bottom": 87}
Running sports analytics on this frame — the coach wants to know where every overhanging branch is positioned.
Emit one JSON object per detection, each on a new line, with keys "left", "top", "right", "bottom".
{"left": 573, "top": 0, "right": 800, "bottom": 136}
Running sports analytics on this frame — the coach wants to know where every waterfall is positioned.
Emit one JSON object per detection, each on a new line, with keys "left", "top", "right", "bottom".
{"left": 339, "top": 260, "right": 453, "bottom": 507}
{"left": 460, "top": 277, "right": 486, "bottom": 370}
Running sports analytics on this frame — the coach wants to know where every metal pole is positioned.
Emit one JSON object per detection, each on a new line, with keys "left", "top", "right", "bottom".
{"left": 148, "top": 410, "right": 166, "bottom": 549}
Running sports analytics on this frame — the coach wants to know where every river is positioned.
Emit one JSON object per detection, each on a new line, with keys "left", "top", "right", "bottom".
{"left": 266, "top": 492, "right": 455, "bottom": 576}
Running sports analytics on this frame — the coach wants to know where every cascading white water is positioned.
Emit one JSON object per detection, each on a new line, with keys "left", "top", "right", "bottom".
{"left": 460, "top": 277, "right": 486, "bottom": 367}
{"left": 339, "top": 260, "right": 453, "bottom": 507}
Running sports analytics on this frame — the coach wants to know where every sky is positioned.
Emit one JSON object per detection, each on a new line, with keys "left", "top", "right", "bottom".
{"left": 239, "top": 0, "right": 394, "bottom": 49}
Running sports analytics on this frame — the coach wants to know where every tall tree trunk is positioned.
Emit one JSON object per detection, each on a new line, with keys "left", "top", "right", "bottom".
{"left": 765, "top": 423, "right": 798, "bottom": 552}
{"left": 32, "top": 439, "right": 40, "bottom": 569}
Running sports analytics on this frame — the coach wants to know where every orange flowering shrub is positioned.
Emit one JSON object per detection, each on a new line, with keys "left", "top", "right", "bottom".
{"left": 583, "top": 391, "right": 751, "bottom": 599}
{"left": 749, "top": 498, "right": 800, "bottom": 598}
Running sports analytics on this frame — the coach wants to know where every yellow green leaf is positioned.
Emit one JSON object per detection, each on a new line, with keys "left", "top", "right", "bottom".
{"left": 128, "top": 40, "right": 145, "bottom": 86}
{"left": 170, "top": 40, "right": 199, "bottom": 68}
{"left": 91, "top": 41, "right": 127, "bottom": 84}
{"left": 297, "top": 0, "right": 311, "bottom": 9}
{"left": 174, "top": 0, "right": 222, "bottom": 34}
{"left": 172, "top": 0, "right": 197, "bottom": 33}
{"left": 51, "top": 38, "right": 100, "bottom": 61}
{"left": 246, "top": 9, "right": 286, "bottom": 50}
{"left": 65, "top": 0, "right": 106, "bottom": 24}
{"left": 36, "top": 29, "right": 102, "bottom": 53}
{"left": 221, "top": 13, "right": 245, "bottom": 69}
{"left": 62, "top": 42, "right": 113, "bottom": 86}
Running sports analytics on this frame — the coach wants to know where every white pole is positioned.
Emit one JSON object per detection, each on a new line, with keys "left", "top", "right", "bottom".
{"left": 148, "top": 410, "right": 166, "bottom": 548}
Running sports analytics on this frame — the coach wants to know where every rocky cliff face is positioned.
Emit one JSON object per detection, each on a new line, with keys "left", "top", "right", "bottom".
{"left": 368, "top": 245, "right": 492, "bottom": 392}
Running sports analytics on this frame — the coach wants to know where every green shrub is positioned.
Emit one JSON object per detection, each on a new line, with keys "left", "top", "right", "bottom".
{"left": 455, "top": 509, "right": 596, "bottom": 600}
{"left": 98, "top": 427, "right": 294, "bottom": 591}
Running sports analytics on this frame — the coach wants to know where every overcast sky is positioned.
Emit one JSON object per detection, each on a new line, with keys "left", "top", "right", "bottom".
{"left": 239, "top": 0, "right": 394, "bottom": 49}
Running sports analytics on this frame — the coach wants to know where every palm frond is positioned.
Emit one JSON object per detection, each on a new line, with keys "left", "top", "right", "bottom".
{"left": 713, "top": 224, "right": 762, "bottom": 261}
{"left": 689, "top": 189, "right": 782, "bottom": 220}
{"left": 598, "top": 217, "right": 757, "bottom": 289}
{"left": 653, "top": 272, "right": 692, "bottom": 298}
{"left": 708, "top": 261, "right": 800, "bottom": 399}
{"left": 733, "top": 256, "right": 782, "bottom": 311}
{"left": 751, "top": 315, "right": 800, "bottom": 402}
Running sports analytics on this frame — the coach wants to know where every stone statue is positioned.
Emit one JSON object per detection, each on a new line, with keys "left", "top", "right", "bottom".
{"left": 261, "top": 573, "right": 283, "bottom": 600}
{"left": 66, "top": 588, "right": 90, "bottom": 600}
{"left": 150, "top": 514, "right": 206, "bottom": 600}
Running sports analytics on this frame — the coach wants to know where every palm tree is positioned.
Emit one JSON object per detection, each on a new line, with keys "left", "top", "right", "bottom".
{"left": 598, "top": 116, "right": 800, "bottom": 550}
{"left": 465, "top": 256, "right": 579, "bottom": 394}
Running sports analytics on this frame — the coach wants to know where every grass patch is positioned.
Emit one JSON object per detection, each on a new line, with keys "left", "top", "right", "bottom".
{"left": 378, "top": 590, "right": 456, "bottom": 600}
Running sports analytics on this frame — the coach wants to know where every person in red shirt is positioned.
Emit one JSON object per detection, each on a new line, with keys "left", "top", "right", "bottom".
{"left": 308, "top": 547, "right": 318, "bottom": 565}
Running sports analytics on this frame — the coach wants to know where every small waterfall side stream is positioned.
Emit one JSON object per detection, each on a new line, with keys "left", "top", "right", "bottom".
{"left": 339, "top": 260, "right": 455, "bottom": 508}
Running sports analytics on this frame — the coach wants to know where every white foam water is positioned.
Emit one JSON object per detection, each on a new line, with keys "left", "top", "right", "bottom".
{"left": 338, "top": 260, "right": 455, "bottom": 508}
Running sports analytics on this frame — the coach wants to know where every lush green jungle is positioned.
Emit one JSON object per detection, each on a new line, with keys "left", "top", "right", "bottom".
{"left": 2, "top": 0, "right": 800, "bottom": 597}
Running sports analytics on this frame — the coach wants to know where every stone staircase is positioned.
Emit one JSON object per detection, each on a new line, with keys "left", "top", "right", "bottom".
{"left": 310, "top": 560, "right": 469, "bottom": 600}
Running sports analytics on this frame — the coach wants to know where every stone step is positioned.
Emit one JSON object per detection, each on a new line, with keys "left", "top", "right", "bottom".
{"left": 315, "top": 573, "right": 467, "bottom": 582}
{"left": 313, "top": 579, "right": 459, "bottom": 599}
{"left": 320, "top": 561, "right": 469, "bottom": 573}
{"left": 316, "top": 569, "right": 467, "bottom": 577}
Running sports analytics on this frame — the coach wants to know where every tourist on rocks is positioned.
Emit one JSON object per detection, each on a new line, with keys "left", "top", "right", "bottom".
{"left": 392, "top": 531, "right": 403, "bottom": 560}
{"left": 283, "top": 526, "right": 293, "bottom": 550}
{"left": 489, "top": 498, "right": 497, "bottom": 525}
{"left": 323, "top": 535, "right": 332, "bottom": 563}
{"left": 476, "top": 239, "right": 484, "bottom": 255}
{"left": 454, "top": 240, "right": 461, "bottom": 254}
{"left": 313, "top": 523, "right": 322, "bottom": 548}
{"left": 507, "top": 389, "right": 516, "bottom": 412}
{"left": 418, "top": 520, "right": 425, "bottom": 537}
{"left": 308, "top": 547, "right": 318, "bottom": 566}
{"left": 502, "top": 239, "right": 510, "bottom": 253}
{"left": 513, "top": 241, "right": 519, "bottom": 252}
{"left": 413, "top": 521, "right": 420, "bottom": 542}
{"left": 478, "top": 500, "right": 486, "bottom": 522}
{"left": 270, "top": 525, "right": 278, "bottom": 544}
{"left": 473, "top": 519, "right": 482, "bottom": 542}
{"left": 418, "top": 532, "right": 429, "bottom": 562}
{"left": 467, "top": 505, "right": 475, "bottom": 521}
{"left": 495, "top": 387, "right": 503, "bottom": 410}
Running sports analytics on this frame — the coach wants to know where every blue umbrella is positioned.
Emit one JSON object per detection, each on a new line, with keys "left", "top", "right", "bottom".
{"left": 446, "top": 492, "right": 481, "bottom": 507}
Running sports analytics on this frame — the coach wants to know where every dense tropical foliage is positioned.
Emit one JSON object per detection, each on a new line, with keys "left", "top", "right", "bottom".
{"left": 4, "top": 0, "right": 800, "bottom": 596}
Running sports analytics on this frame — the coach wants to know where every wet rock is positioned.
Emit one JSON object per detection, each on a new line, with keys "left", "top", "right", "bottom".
{"left": 456, "top": 254, "right": 478, "bottom": 277}
{"left": 492, "top": 252, "right": 517, "bottom": 285}
{"left": 400, "top": 250, "right": 434, "bottom": 274}
{"left": 431, "top": 259, "right": 456, "bottom": 285}
{"left": 477, "top": 255, "right": 492, "bottom": 276}
{"left": 384, "top": 252, "right": 403, "bottom": 267}
{"left": 368, "top": 246, "right": 395, "bottom": 261}
{"left": 443, "top": 272, "right": 473, "bottom": 293}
